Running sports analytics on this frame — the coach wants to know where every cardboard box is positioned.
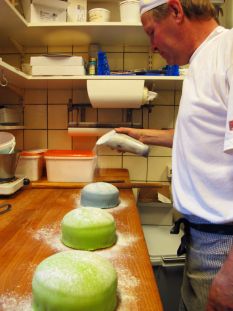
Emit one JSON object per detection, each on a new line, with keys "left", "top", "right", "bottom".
{"left": 137, "top": 185, "right": 171, "bottom": 203}
{"left": 30, "top": 55, "right": 84, "bottom": 66}
{"left": 31, "top": 65, "right": 86, "bottom": 76}
{"left": 21, "top": 0, "right": 68, "bottom": 23}
{"left": 138, "top": 201, "right": 174, "bottom": 226}
{"left": 67, "top": 0, "right": 87, "bottom": 22}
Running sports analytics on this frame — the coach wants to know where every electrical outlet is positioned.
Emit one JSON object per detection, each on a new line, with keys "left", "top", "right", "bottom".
{"left": 167, "top": 164, "right": 172, "bottom": 179}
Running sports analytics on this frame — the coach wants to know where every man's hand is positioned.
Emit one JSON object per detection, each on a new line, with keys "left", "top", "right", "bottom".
{"left": 115, "top": 127, "right": 174, "bottom": 148}
{"left": 115, "top": 127, "right": 143, "bottom": 141}
{"left": 206, "top": 248, "right": 233, "bottom": 311}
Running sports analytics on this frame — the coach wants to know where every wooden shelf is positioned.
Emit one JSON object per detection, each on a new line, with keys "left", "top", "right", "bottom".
{"left": 0, "top": 125, "right": 24, "bottom": 130}
{"left": 0, "top": 0, "right": 149, "bottom": 48}
{"left": 1, "top": 59, "right": 184, "bottom": 90}
{"left": 0, "top": 1, "right": 184, "bottom": 91}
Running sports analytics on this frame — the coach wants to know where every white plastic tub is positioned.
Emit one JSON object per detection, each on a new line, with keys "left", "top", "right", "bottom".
{"left": 120, "top": 0, "right": 140, "bottom": 23}
{"left": 88, "top": 8, "right": 110, "bottom": 22}
{"left": 44, "top": 150, "right": 97, "bottom": 182}
{"left": 16, "top": 151, "right": 44, "bottom": 181}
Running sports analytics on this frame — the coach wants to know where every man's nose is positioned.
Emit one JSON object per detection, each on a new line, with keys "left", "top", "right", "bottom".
{"left": 151, "top": 43, "right": 158, "bottom": 52}
{"left": 150, "top": 39, "right": 158, "bottom": 52}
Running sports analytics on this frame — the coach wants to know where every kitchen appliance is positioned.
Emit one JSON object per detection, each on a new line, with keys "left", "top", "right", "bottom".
{"left": 0, "top": 176, "right": 29, "bottom": 195}
{"left": 0, "top": 132, "right": 16, "bottom": 154}
{"left": 0, "top": 151, "right": 19, "bottom": 181}
{"left": 0, "top": 151, "right": 30, "bottom": 195}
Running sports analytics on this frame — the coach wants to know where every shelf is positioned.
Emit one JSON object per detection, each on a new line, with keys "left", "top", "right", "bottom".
{"left": 0, "top": 125, "right": 24, "bottom": 130}
{"left": 0, "top": 0, "right": 149, "bottom": 48}
{"left": 68, "top": 127, "right": 111, "bottom": 136}
{"left": 0, "top": 59, "right": 184, "bottom": 90}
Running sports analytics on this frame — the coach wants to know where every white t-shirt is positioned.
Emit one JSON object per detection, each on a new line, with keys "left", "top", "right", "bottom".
{"left": 172, "top": 26, "right": 233, "bottom": 223}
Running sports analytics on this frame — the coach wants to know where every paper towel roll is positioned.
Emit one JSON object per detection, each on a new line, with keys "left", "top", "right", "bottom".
{"left": 87, "top": 80, "right": 145, "bottom": 108}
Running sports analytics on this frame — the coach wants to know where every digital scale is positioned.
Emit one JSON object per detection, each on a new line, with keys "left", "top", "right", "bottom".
{"left": 0, "top": 177, "right": 29, "bottom": 195}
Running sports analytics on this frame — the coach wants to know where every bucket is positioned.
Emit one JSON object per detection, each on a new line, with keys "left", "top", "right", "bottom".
{"left": 0, "top": 132, "right": 16, "bottom": 154}
{"left": 88, "top": 8, "right": 110, "bottom": 22}
{"left": 0, "top": 151, "right": 20, "bottom": 181}
{"left": 120, "top": 0, "right": 140, "bottom": 23}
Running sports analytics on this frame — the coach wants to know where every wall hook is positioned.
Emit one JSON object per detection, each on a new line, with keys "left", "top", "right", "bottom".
{"left": 0, "top": 70, "right": 8, "bottom": 87}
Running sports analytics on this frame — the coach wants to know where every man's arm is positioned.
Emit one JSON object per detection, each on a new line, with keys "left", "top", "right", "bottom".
{"left": 115, "top": 127, "right": 174, "bottom": 148}
{"left": 206, "top": 246, "right": 233, "bottom": 311}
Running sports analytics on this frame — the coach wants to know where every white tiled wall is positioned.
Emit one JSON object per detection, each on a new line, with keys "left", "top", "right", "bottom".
{"left": 0, "top": 45, "right": 180, "bottom": 183}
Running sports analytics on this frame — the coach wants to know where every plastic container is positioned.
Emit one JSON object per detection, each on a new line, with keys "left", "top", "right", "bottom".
{"left": 44, "top": 150, "right": 97, "bottom": 182}
{"left": 0, "top": 132, "right": 16, "bottom": 154}
{"left": 120, "top": 0, "right": 140, "bottom": 23}
{"left": 16, "top": 151, "right": 44, "bottom": 181}
{"left": 88, "top": 8, "right": 110, "bottom": 22}
{"left": 97, "top": 51, "right": 110, "bottom": 75}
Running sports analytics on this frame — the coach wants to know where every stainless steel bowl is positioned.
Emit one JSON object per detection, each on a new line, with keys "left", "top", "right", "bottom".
{"left": 0, "top": 151, "right": 20, "bottom": 182}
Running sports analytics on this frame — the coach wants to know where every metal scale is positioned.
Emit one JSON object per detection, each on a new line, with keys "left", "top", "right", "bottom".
{"left": 0, "top": 176, "right": 30, "bottom": 195}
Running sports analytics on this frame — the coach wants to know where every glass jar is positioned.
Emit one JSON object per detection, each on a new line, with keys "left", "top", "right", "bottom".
{"left": 88, "top": 57, "right": 97, "bottom": 75}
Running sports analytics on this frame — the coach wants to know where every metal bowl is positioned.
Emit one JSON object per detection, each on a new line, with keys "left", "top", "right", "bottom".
{"left": 0, "top": 151, "right": 20, "bottom": 182}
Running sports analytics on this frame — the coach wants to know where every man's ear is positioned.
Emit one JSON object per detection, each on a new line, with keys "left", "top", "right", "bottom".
{"left": 168, "top": 0, "right": 184, "bottom": 23}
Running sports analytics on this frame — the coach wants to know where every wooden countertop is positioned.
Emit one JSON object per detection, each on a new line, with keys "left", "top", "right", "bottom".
{"left": 0, "top": 170, "right": 163, "bottom": 311}
{"left": 30, "top": 168, "right": 131, "bottom": 189}
{"left": 30, "top": 168, "right": 165, "bottom": 189}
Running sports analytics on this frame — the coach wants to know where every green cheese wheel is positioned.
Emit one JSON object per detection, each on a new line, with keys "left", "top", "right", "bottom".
{"left": 32, "top": 251, "right": 117, "bottom": 311}
{"left": 61, "top": 207, "right": 117, "bottom": 250}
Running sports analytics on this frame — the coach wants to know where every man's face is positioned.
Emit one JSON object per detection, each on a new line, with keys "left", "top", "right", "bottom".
{"left": 141, "top": 11, "right": 187, "bottom": 65}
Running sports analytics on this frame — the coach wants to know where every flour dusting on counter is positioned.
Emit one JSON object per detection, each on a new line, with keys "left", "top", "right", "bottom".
{"left": 29, "top": 223, "right": 69, "bottom": 252}
{"left": 29, "top": 220, "right": 141, "bottom": 308}
{"left": 108, "top": 198, "right": 128, "bottom": 213}
{"left": 115, "top": 263, "right": 140, "bottom": 310}
{"left": 0, "top": 293, "right": 32, "bottom": 311}
{"left": 30, "top": 223, "right": 140, "bottom": 254}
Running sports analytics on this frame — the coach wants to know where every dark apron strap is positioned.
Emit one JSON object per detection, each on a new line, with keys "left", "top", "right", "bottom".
{"left": 170, "top": 217, "right": 190, "bottom": 256}
{"left": 171, "top": 217, "right": 233, "bottom": 256}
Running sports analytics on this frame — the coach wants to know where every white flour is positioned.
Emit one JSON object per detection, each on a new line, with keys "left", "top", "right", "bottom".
{"left": 29, "top": 222, "right": 141, "bottom": 254}
{"left": 29, "top": 223, "right": 68, "bottom": 252}
{"left": 0, "top": 293, "right": 32, "bottom": 311}
{"left": 1, "top": 204, "right": 142, "bottom": 311}
{"left": 28, "top": 222, "right": 141, "bottom": 309}
{"left": 0, "top": 231, "right": 141, "bottom": 311}
{"left": 108, "top": 199, "right": 128, "bottom": 213}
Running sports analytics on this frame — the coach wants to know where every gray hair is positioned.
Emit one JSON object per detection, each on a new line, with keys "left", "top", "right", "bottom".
{"left": 152, "top": 0, "right": 219, "bottom": 22}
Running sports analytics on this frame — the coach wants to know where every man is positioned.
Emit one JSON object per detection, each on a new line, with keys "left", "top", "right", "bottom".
{"left": 116, "top": 0, "right": 233, "bottom": 310}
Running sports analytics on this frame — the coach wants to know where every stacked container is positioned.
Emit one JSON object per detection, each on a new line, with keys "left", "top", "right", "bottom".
{"left": 16, "top": 150, "right": 45, "bottom": 181}
{"left": 44, "top": 150, "right": 97, "bottom": 182}
{"left": 120, "top": 0, "right": 140, "bottom": 22}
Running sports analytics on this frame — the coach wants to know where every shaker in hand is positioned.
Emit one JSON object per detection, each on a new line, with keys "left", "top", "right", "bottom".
{"left": 96, "top": 130, "right": 149, "bottom": 156}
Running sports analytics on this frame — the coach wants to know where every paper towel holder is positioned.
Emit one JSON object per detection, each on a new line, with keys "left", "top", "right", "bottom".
{"left": 68, "top": 99, "right": 155, "bottom": 134}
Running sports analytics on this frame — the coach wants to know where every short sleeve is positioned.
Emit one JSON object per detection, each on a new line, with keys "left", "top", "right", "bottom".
{"left": 224, "top": 63, "right": 233, "bottom": 153}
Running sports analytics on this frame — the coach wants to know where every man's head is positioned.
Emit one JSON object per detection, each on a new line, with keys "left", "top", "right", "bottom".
{"left": 140, "top": 0, "right": 218, "bottom": 65}
{"left": 140, "top": 0, "right": 218, "bottom": 21}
